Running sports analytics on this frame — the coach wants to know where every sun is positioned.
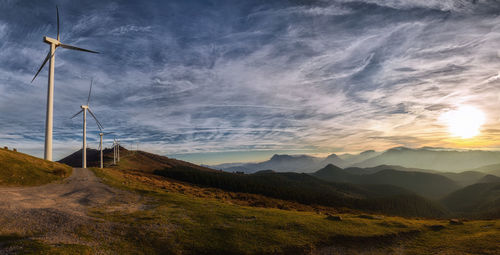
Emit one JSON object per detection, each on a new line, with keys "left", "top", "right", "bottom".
{"left": 440, "top": 106, "right": 486, "bottom": 139}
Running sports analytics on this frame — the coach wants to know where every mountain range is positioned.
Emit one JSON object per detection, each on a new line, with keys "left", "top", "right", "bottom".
{"left": 312, "top": 164, "right": 460, "bottom": 199}
{"left": 211, "top": 147, "right": 500, "bottom": 174}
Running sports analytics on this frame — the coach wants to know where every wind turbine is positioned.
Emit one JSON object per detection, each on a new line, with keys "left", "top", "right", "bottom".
{"left": 98, "top": 132, "right": 113, "bottom": 168}
{"left": 112, "top": 138, "right": 121, "bottom": 165}
{"left": 117, "top": 139, "right": 120, "bottom": 162}
{"left": 113, "top": 138, "right": 118, "bottom": 165}
{"left": 71, "top": 80, "right": 103, "bottom": 168}
{"left": 32, "top": 6, "right": 99, "bottom": 161}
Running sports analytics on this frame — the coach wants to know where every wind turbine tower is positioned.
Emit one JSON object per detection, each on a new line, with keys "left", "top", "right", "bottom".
{"left": 99, "top": 132, "right": 103, "bottom": 168}
{"left": 71, "top": 80, "right": 103, "bottom": 168}
{"left": 113, "top": 139, "right": 117, "bottom": 165}
{"left": 32, "top": 6, "right": 99, "bottom": 161}
{"left": 98, "top": 132, "right": 112, "bottom": 168}
{"left": 117, "top": 139, "right": 120, "bottom": 162}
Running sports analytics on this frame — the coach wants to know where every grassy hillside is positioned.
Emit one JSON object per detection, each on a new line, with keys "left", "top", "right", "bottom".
{"left": 88, "top": 167, "right": 422, "bottom": 254}
{"left": 59, "top": 147, "right": 214, "bottom": 172}
{"left": 2, "top": 163, "right": 497, "bottom": 254}
{"left": 441, "top": 182, "right": 500, "bottom": 218}
{"left": 88, "top": 167, "right": 498, "bottom": 254}
{"left": 74, "top": 150, "right": 444, "bottom": 218}
{"left": 60, "top": 147, "right": 447, "bottom": 218}
{"left": 0, "top": 148, "right": 71, "bottom": 186}
{"left": 313, "top": 164, "right": 460, "bottom": 198}
{"left": 74, "top": 148, "right": 445, "bottom": 217}
{"left": 153, "top": 165, "right": 448, "bottom": 218}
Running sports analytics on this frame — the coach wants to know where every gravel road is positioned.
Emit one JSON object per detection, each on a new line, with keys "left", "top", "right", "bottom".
{"left": 0, "top": 168, "right": 141, "bottom": 251}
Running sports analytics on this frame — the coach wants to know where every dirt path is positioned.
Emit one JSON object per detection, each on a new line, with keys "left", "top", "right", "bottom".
{"left": 0, "top": 168, "right": 141, "bottom": 248}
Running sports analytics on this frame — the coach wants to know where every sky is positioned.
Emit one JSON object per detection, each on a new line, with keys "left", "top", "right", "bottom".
{"left": 1, "top": 0, "right": 500, "bottom": 165}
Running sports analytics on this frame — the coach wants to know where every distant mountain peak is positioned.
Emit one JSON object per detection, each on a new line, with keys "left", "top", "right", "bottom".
{"left": 270, "top": 154, "right": 291, "bottom": 161}
{"left": 318, "top": 163, "right": 343, "bottom": 172}
{"left": 387, "top": 146, "right": 412, "bottom": 152}
{"left": 360, "top": 150, "right": 376, "bottom": 155}
{"left": 270, "top": 154, "right": 312, "bottom": 161}
{"left": 477, "top": 174, "right": 500, "bottom": 183}
{"left": 326, "top": 153, "right": 340, "bottom": 159}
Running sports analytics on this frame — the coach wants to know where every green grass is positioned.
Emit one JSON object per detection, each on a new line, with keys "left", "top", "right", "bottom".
{"left": 403, "top": 220, "right": 499, "bottom": 255}
{"left": 0, "top": 148, "right": 72, "bottom": 186}
{"left": 89, "top": 167, "right": 500, "bottom": 254}
{"left": 0, "top": 234, "right": 92, "bottom": 255}
{"left": 89, "top": 167, "right": 438, "bottom": 254}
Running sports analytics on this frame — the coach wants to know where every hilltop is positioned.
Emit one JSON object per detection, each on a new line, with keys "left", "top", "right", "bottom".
{"left": 59, "top": 146, "right": 215, "bottom": 173}
{"left": 0, "top": 147, "right": 71, "bottom": 186}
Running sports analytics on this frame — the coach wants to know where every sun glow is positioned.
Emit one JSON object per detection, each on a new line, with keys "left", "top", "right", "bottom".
{"left": 441, "top": 106, "right": 485, "bottom": 139}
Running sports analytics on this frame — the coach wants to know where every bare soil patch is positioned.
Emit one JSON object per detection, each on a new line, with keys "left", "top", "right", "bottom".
{"left": 0, "top": 168, "right": 142, "bottom": 250}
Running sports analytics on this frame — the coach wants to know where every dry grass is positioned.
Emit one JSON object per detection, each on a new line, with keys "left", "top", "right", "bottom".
{"left": 92, "top": 167, "right": 500, "bottom": 254}
{"left": 0, "top": 148, "right": 71, "bottom": 186}
{"left": 116, "top": 169, "right": 360, "bottom": 215}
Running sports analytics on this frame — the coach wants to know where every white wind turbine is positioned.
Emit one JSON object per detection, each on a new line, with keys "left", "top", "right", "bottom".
{"left": 113, "top": 138, "right": 120, "bottom": 165}
{"left": 71, "top": 80, "right": 103, "bottom": 168}
{"left": 117, "top": 139, "right": 120, "bottom": 162}
{"left": 98, "top": 131, "right": 113, "bottom": 168}
{"left": 113, "top": 138, "right": 117, "bottom": 165}
{"left": 32, "top": 6, "right": 99, "bottom": 161}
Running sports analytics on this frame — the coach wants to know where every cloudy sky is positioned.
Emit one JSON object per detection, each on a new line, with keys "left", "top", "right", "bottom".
{"left": 1, "top": 0, "right": 500, "bottom": 164}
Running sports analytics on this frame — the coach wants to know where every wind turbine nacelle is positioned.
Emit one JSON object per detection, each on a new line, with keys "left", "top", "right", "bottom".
{"left": 44, "top": 36, "right": 60, "bottom": 45}
{"left": 81, "top": 105, "right": 89, "bottom": 109}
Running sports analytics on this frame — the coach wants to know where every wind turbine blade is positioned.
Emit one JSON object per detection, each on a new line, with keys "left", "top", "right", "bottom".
{"left": 70, "top": 109, "right": 84, "bottom": 119}
{"left": 56, "top": 6, "right": 60, "bottom": 41}
{"left": 88, "top": 108, "right": 103, "bottom": 131}
{"left": 31, "top": 51, "right": 52, "bottom": 82}
{"left": 87, "top": 79, "right": 93, "bottom": 105}
{"left": 59, "top": 44, "right": 99, "bottom": 54}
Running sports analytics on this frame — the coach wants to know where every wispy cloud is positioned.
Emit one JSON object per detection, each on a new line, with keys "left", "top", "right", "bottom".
{"left": 1, "top": 0, "right": 500, "bottom": 163}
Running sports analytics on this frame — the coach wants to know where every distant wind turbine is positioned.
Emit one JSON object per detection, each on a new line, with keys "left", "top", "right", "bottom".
{"left": 98, "top": 132, "right": 113, "bottom": 168}
{"left": 113, "top": 138, "right": 117, "bottom": 165}
{"left": 117, "top": 139, "right": 120, "bottom": 162}
{"left": 71, "top": 80, "right": 103, "bottom": 168}
{"left": 113, "top": 138, "right": 121, "bottom": 165}
{"left": 31, "top": 6, "right": 99, "bottom": 161}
